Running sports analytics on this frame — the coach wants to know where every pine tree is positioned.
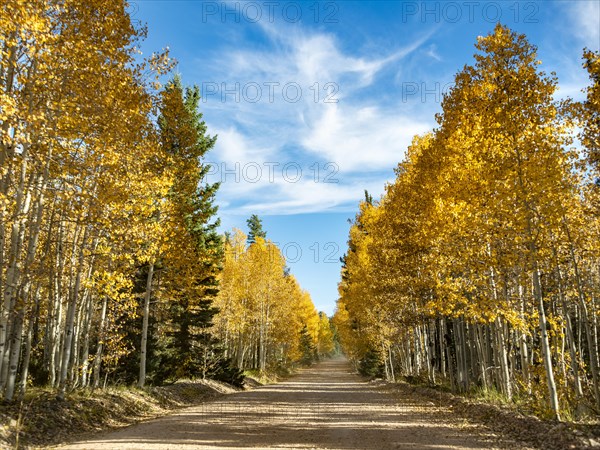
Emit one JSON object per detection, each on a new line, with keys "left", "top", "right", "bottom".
{"left": 151, "top": 76, "right": 234, "bottom": 384}
{"left": 246, "top": 214, "right": 266, "bottom": 245}
{"left": 299, "top": 325, "right": 317, "bottom": 366}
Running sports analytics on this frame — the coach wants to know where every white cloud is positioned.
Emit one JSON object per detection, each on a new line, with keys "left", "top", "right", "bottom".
{"left": 211, "top": 126, "right": 275, "bottom": 164}
{"left": 565, "top": 1, "right": 600, "bottom": 48}
{"left": 426, "top": 44, "right": 442, "bottom": 62}
{"left": 301, "top": 103, "right": 430, "bottom": 171}
{"left": 198, "top": 19, "right": 435, "bottom": 215}
{"left": 555, "top": 81, "right": 587, "bottom": 101}
{"left": 544, "top": 2, "right": 599, "bottom": 103}
{"left": 227, "top": 175, "right": 389, "bottom": 216}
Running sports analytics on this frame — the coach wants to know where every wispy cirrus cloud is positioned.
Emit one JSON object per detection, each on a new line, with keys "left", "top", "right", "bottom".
{"left": 196, "top": 19, "right": 435, "bottom": 215}
{"left": 301, "top": 103, "right": 430, "bottom": 171}
{"left": 565, "top": 0, "right": 600, "bottom": 47}
{"left": 545, "top": 1, "right": 599, "bottom": 102}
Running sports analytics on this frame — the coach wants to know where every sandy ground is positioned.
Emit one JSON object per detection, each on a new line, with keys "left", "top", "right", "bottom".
{"left": 58, "top": 357, "right": 523, "bottom": 449}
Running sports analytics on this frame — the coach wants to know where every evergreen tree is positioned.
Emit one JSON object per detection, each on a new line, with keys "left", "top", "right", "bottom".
{"left": 358, "top": 348, "right": 385, "bottom": 378}
{"left": 246, "top": 214, "right": 266, "bottom": 245}
{"left": 299, "top": 325, "right": 317, "bottom": 366}
{"left": 153, "top": 76, "right": 240, "bottom": 384}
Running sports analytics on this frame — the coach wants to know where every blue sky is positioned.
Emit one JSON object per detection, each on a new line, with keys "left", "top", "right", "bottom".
{"left": 132, "top": 0, "right": 599, "bottom": 315}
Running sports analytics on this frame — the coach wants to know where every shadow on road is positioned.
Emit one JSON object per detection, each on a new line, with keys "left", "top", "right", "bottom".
{"left": 60, "top": 358, "right": 507, "bottom": 449}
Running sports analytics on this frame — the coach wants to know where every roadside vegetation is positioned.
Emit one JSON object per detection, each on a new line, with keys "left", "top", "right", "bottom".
{"left": 335, "top": 25, "right": 600, "bottom": 425}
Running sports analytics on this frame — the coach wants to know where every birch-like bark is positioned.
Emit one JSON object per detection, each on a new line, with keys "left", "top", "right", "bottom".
{"left": 92, "top": 296, "right": 108, "bottom": 389}
{"left": 531, "top": 253, "right": 560, "bottom": 420}
{"left": 57, "top": 223, "right": 90, "bottom": 399}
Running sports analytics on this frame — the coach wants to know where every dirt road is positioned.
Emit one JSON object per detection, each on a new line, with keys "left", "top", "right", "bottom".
{"left": 59, "top": 357, "right": 519, "bottom": 449}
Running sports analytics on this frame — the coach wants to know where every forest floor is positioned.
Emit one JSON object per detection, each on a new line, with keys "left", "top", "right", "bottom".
{"left": 0, "top": 378, "right": 241, "bottom": 449}
{"left": 43, "top": 357, "right": 596, "bottom": 450}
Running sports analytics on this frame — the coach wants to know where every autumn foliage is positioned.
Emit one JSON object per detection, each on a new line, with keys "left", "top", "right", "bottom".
{"left": 335, "top": 25, "right": 600, "bottom": 420}
{"left": 213, "top": 229, "right": 332, "bottom": 372}
{"left": 0, "top": 0, "right": 328, "bottom": 402}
